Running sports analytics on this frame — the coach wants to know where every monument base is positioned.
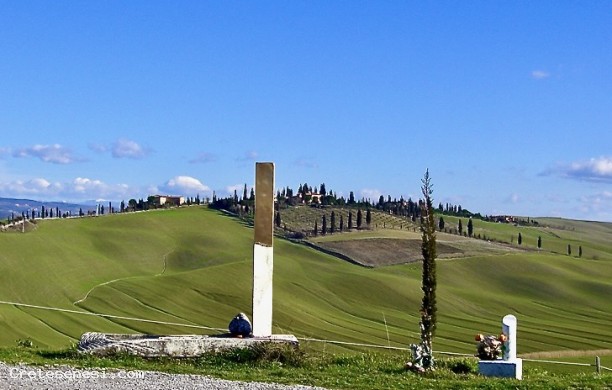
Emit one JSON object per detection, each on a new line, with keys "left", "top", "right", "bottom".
{"left": 78, "top": 332, "right": 298, "bottom": 358}
{"left": 478, "top": 358, "right": 522, "bottom": 380}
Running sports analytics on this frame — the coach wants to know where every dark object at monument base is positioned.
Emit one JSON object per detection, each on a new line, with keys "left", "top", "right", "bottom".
{"left": 229, "top": 312, "right": 253, "bottom": 337}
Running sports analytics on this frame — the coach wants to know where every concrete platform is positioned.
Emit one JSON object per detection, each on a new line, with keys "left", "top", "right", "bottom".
{"left": 78, "top": 332, "right": 299, "bottom": 358}
{"left": 478, "top": 358, "right": 523, "bottom": 380}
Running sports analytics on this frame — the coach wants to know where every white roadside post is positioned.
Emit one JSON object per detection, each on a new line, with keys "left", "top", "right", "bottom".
{"left": 502, "top": 314, "right": 518, "bottom": 361}
{"left": 252, "top": 162, "right": 274, "bottom": 337}
{"left": 479, "top": 314, "right": 523, "bottom": 380}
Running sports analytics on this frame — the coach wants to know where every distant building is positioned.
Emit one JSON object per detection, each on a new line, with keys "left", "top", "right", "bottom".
{"left": 150, "top": 195, "right": 185, "bottom": 207}
{"left": 295, "top": 191, "right": 323, "bottom": 204}
{"left": 490, "top": 215, "right": 516, "bottom": 223}
{"left": 309, "top": 192, "right": 323, "bottom": 204}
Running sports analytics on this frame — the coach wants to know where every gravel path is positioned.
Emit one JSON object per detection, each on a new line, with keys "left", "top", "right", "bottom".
{"left": 0, "top": 362, "right": 326, "bottom": 390}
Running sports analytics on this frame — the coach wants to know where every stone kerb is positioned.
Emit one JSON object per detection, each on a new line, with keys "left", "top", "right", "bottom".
{"left": 78, "top": 332, "right": 299, "bottom": 358}
{"left": 478, "top": 314, "right": 523, "bottom": 380}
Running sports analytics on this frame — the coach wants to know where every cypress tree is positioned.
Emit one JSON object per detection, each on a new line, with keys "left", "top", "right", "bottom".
{"left": 415, "top": 169, "right": 437, "bottom": 370}
{"left": 349, "top": 191, "right": 355, "bottom": 204}
{"left": 275, "top": 211, "right": 281, "bottom": 228}
{"left": 322, "top": 215, "right": 327, "bottom": 235}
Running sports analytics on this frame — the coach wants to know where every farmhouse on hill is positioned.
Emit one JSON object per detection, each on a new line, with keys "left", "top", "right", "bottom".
{"left": 292, "top": 191, "right": 323, "bottom": 204}
{"left": 150, "top": 195, "right": 185, "bottom": 207}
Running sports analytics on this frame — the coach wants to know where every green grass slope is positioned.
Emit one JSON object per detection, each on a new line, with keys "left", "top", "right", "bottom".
{"left": 0, "top": 207, "right": 610, "bottom": 358}
{"left": 433, "top": 215, "right": 612, "bottom": 261}
{"left": 280, "top": 205, "right": 612, "bottom": 262}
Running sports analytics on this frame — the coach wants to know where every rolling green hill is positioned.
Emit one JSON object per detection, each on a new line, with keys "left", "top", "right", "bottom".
{"left": 0, "top": 207, "right": 610, "bottom": 359}
{"left": 276, "top": 205, "right": 417, "bottom": 236}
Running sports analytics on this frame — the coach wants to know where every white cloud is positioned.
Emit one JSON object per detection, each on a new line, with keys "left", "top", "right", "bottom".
{"left": 545, "top": 194, "right": 566, "bottom": 204}
{"left": 189, "top": 152, "right": 217, "bottom": 164}
{"left": 112, "top": 138, "right": 150, "bottom": 159}
{"left": 225, "top": 184, "right": 243, "bottom": 195}
{"left": 88, "top": 142, "right": 109, "bottom": 153}
{"left": 0, "top": 147, "right": 11, "bottom": 158}
{"left": 72, "top": 178, "right": 131, "bottom": 199}
{"left": 293, "top": 158, "right": 319, "bottom": 169}
{"left": 509, "top": 193, "right": 520, "bottom": 204}
{"left": 576, "top": 191, "right": 612, "bottom": 221}
{"left": 236, "top": 151, "right": 258, "bottom": 162}
{"left": 573, "top": 157, "right": 612, "bottom": 177}
{"left": 360, "top": 188, "right": 383, "bottom": 202}
{"left": 531, "top": 70, "right": 550, "bottom": 80}
{"left": 0, "top": 178, "right": 60, "bottom": 197}
{"left": 543, "top": 156, "right": 612, "bottom": 182}
{"left": 87, "top": 139, "right": 150, "bottom": 159}
{"left": 13, "top": 144, "right": 82, "bottom": 164}
{"left": 0, "top": 177, "right": 133, "bottom": 201}
{"left": 72, "top": 177, "right": 129, "bottom": 196}
{"left": 162, "top": 176, "right": 211, "bottom": 195}
{"left": 146, "top": 185, "right": 160, "bottom": 195}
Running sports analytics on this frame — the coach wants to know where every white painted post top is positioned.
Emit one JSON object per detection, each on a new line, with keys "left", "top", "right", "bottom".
{"left": 502, "top": 314, "right": 517, "bottom": 325}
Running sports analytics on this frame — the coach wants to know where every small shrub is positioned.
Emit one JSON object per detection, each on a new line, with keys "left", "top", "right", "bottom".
{"left": 436, "top": 357, "right": 478, "bottom": 374}
{"left": 252, "top": 343, "right": 304, "bottom": 366}
{"left": 221, "top": 343, "right": 304, "bottom": 367}
{"left": 289, "top": 231, "right": 306, "bottom": 240}
{"left": 16, "top": 339, "right": 35, "bottom": 348}
{"left": 38, "top": 349, "right": 79, "bottom": 359}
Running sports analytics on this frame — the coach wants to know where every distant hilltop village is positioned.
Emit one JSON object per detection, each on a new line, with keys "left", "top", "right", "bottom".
{"left": 0, "top": 194, "right": 202, "bottom": 226}
{"left": 1, "top": 181, "right": 536, "bottom": 230}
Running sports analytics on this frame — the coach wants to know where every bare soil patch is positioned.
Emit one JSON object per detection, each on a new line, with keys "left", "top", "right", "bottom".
{"left": 314, "top": 238, "right": 464, "bottom": 267}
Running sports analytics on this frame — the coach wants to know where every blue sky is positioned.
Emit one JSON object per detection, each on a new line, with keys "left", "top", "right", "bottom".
{"left": 1, "top": 2, "right": 611, "bottom": 221}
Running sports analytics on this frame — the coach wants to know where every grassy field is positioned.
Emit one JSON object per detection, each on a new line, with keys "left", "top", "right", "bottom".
{"left": 434, "top": 214, "right": 612, "bottom": 260}
{"left": 0, "top": 206, "right": 610, "bottom": 365}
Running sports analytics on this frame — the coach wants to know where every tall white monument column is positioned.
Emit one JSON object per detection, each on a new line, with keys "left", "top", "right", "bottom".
{"left": 252, "top": 162, "right": 274, "bottom": 337}
{"left": 77, "top": 162, "right": 298, "bottom": 356}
